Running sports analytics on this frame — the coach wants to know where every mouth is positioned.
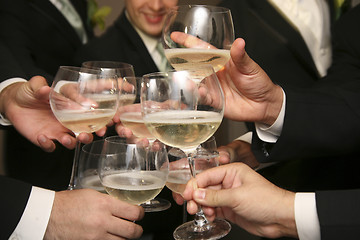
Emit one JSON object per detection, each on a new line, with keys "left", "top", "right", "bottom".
{"left": 144, "top": 13, "right": 165, "bottom": 24}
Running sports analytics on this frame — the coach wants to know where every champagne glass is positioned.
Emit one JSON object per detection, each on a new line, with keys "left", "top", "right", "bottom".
{"left": 99, "top": 136, "right": 169, "bottom": 207}
{"left": 82, "top": 61, "right": 137, "bottom": 106}
{"left": 49, "top": 66, "right": 119, "bottom": 190}
{"left": 77, "top": 139, "right": 107, "bottom": 193}
{"left": 141, "top": 66, "right": 231, "bottom": 239}
{"left": 162, "top": 5, "right": 234, "bottom": 72}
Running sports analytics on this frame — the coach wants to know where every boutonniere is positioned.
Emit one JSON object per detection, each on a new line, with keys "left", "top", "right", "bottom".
{"left": 88, "top": 0, "right": 112, "bottom": 30}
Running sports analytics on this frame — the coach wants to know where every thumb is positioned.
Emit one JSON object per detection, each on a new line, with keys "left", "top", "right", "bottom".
{"left": 230, "top": 38, "right": 261, "bottom": 76}
{"left": 193, "top": 188, "right": 235, "bottom": 208}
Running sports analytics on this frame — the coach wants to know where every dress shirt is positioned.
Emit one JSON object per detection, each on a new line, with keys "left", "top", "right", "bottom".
{"left": 9, "top": 187, "right": 55, "bottom": 240}
{"left": 255, "top": 91, "right": 321, "bottom": 240}
{"left": 268, "top": 0, "right": 332, "bottom": 77}
{"left": 0, "top": 78, "right": 26, "bottom": 126}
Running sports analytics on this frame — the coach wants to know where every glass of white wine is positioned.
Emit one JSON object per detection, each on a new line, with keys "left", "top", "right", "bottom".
{"left": 119, "top": 77, "right": 172, "bottom": 212}
{"left": 141, "top": 66, "right": 231, "bottom": 239}
{"left": 49, "top": 66, "right": 119, "bottom": 190}
{"left": 82, "top": 61, "right": 137, "bottom": 107}
{"left": 162, "top": 5, "right": 234, "bottom": 72}
{"left": 99, "top": 136, "right": 169, "bottom": 207}
{"left": 163, "top": 4, "right": 234, "bottom": 158}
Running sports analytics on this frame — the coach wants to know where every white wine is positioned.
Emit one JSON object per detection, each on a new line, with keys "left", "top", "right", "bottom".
{"left": 144, "top": 110, "right": 222, "bottom": 150}
{"left": 102, "top": 171, "right": 166, "bottom": 205}
{"left": 165, "top": 48, "right": 230, "bottom": 72}
{"left": 120, "top": 112, "right": 154, "bottom": 139}
{"left": 79, "top": 175, "right": 106, "bottom": 193}
{"left": 55, "top": 109, "right": 115, "bottom": 133}
{"left": 118, "top": 94, "right": 136, "bottom": 106}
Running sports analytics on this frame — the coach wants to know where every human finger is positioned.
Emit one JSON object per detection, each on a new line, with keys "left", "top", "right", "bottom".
{"left": 107, "top": 216, "right": 143, "bottom": 240}
{"left": 170, "top": 32, "right": 216, "bottom": 49}
{"left": 37, "top": 134, "right": 56, "bottom": 152}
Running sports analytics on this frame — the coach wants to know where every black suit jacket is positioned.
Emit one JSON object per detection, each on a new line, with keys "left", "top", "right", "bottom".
{"left": 74, "top": 11, "right": 159, "bottom": 77}
{"left": 253, "top": 6, "right": 360, "bottom": 239}
{"left": 0, "top": 40, "right": 32, "bottom": 239}
{"left": 0, "top": 0, "right": 93, "bottom": 191}
{"left": 0, "top": 0, "right": 92, "bottom": 84}
{"left": 219, "top": 0, "right": 336, "bottom": 88}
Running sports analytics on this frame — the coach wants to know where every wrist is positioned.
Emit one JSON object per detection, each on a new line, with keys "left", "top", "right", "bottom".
{"left": 263, "top": 85, "right": 284, "bottom": 126}
{"left": 277, "top": 190, "right": 298, "bottom": 238}
{"left": 0, "top": 82, "right": 24, "bottom": 120}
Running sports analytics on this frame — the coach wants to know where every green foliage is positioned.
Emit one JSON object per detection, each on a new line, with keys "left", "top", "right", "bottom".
{"left": 88, "top": 0, "right": 112, "bottom": 30}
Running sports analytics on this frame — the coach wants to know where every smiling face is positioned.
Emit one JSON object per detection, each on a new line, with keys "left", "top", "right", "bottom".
{"left": 125, "top": 0, "right": 178, "bottom": 38}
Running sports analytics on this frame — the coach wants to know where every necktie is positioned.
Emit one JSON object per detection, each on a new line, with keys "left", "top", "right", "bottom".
{"left": 155, "top": 41, "right": 171, "bottom": 72}
{"left": 50, "top": 0, "right": 88, "bottom": 43}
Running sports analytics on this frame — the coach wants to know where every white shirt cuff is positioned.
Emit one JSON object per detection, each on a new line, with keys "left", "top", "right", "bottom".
{"left": 9, "top": 187, "right": 55, "bottom": 240}
{"left": 255, "top": 89, "right": 286, "bottom": 143}
{"left": 0, "top": 78, "right": 27, "bottom": 126}
{"left": 295, "top": 193, "right": 321, "bottom": 240}
{"left": 234, "top": 131, "right": 253, "bottom": 144}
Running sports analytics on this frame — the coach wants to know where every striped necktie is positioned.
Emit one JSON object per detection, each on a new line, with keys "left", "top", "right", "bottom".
{"left": 50, "top": 0, "right": 88, "bottom": 43}
{"left": 156, "top": 41, "right": 171, "bottom": 72}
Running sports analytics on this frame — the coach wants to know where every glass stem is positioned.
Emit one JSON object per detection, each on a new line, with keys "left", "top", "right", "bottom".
{"left": 187, "top": 150, "right": 210, "bottom": 231}
{"left": 68, "top": 136, "right": 81, "bottom": 190}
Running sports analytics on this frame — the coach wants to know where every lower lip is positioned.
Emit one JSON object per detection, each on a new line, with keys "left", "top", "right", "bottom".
{"left": 145, "top": 14, "right": 163, "bottom": 24}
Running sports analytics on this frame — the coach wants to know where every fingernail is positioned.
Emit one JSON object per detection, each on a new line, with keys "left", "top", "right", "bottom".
{"left": 38, "top": 135, "right": 47, "bottom": 143}
{"left": 63, "top": 138, "right": 72, "bottom": 146}
{"left": 194, "top": 189, "right": 206, "bottom": 200}
{"left": 83, "top": 134, "right": 90, "bottom": 142}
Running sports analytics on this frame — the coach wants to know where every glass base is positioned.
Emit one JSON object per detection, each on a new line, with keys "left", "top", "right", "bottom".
{"left": 140, "top": 198, "right": 172, "bottom": 212}
{"left": 173, "top": 219, "right": 231, "bottom": 240}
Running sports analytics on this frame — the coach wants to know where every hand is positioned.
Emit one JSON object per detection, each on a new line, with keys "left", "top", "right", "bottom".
{"left": 0, "top": 76, "right": 93, "bottom": 152}
{"left": 182, "top": 163, "right": 297, "bottom": 239}
{"left": 217, "top": 140, "right": 259, "bottom": 169}
{"left": 217, "top": 38, "right": 284, "bottom": 125}
{"left": 44, "top": 189, "right": 144, "bottom": 240}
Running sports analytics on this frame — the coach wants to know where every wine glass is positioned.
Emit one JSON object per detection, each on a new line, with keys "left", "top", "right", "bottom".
{"left": 49, "top": 66, "right": 119, "bottom": 190}
{"left": 82, "top": 61, "right": 137, "bottom": 106}
{"left": 119, "top": 77, "right": 172, "bottom": 212}
{"left": 162, "top": 5, "right": 234, "bottom": 72}
{"left": 162, "top": 4, "right": 234, "bottom": 158}
{"left": 99, "top": 136, "right": 169, "bottom": 207}
{"left": 141, "top": 65, "right": 231, "bottom": 239}
{"left": 77, "top": 139, "right": 107, "bottom": 193}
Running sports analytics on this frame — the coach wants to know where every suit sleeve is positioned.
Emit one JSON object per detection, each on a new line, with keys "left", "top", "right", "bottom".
{"left": 316, "top": 189, "right": 360, "bottom": 239}
{"left": 252, "top": 5, "right": 360, "bottom": 162}
{"left": 0, "top": 40, "right": 26, "bottom": 82}
{"left": 0, "top": 175, "right": 32, "bottom": 239}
